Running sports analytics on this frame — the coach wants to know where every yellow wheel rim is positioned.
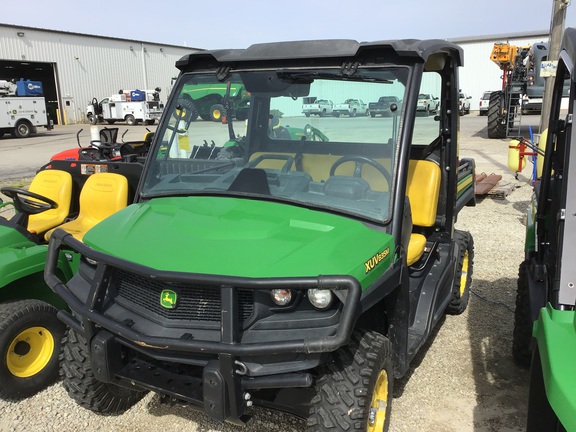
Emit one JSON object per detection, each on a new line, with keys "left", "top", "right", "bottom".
{"left": 459, "top": 250, "right": 469, "bottom": 297}
{"left": 213, "top": 109, "right": 222, "bottom": 120}
{"left": 367, "top": 370, "right": 388, "bottom": 431}
{"left": 6, "top": 326, "right": 55, "bottom": 378}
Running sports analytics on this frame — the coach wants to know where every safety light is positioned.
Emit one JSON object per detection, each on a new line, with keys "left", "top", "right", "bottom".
{"left": 271, "top": 289, "right": 292, "bottom": 306}
{"left": 307, "top": 289, "right": 333, "bottom": 309}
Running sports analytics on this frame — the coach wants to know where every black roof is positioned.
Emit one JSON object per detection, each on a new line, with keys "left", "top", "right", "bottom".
{"left": 176, "top": 38, "right": 464, "bottom": 71}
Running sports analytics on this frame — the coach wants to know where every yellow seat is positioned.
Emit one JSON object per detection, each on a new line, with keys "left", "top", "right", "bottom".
{"left": 405, "top": 160, "right": 441, "bottom": 266}
{"left": 27, "top": 170, "right": 73, "bottom": 234}
{"left": 45, "top": 173, "right": 128, "bottom": 242}
{"left": 248, "top": 152, "right": 392, "bottom": 191}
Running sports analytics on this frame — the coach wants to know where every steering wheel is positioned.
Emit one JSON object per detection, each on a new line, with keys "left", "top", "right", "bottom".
{"left": 0, "top": 187, "right": 58, "bottom": 215}
{"left": 329, "top": 155, "right": 392, "bottom": 188}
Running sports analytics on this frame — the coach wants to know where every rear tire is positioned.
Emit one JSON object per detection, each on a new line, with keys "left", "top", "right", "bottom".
{"left": 88, "top": 115, "right": 98, "bottom": 125}
{"left": 306, "top": 330, "right": 393, "bottom": 431}
{"left": 446, "top": 230, "right": 474, "bottom": 315}
{"left": 487, "top": 91, "right": 507, "bottom": 139}
{"left": 13, "top": 121, "right": 33, "bottom": 138}
{"left": 175, "top": 96, "right": 198, "bottom": 122}
{"left": 512, "top": 260, "right": 533, "bottom": 368}
{"left": 125, "top": 115, "right": 137, "bottom": 126}
{"left": 0, "top": 300, "right": 65, "bottom": 400}
{"left": 60, "top": 328, "right": 146, "bottom": 413}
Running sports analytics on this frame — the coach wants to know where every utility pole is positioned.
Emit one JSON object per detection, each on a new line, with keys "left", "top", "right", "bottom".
{"left": 540, "top": 0, "right": 570, "bottom": 133}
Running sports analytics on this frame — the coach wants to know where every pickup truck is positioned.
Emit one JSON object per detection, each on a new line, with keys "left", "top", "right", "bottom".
{"left": 416, "top": 93, "right": 440, "bottom": 115}
{"left": 459, "top": 91, "right": 471, "bottom": 115}
{"left": 368, "top": 96, "right": 402, "bottom": 117}
{"left": 302, "top": 97, "right": 333, "bottom": 117}
{"left": 332, "top": 99, "right": 369, "bottom": 117}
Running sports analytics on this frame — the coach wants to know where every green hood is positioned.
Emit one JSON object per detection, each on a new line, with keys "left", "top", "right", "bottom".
{"left": 83, "top": 197, "right": 395, "bottom": 287}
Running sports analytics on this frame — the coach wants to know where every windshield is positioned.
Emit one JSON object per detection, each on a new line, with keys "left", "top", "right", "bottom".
{"left": 142, "top": 67, "right": 410, "bottom": 223}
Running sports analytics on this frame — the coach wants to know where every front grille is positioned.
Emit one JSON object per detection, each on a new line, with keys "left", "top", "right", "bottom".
{"left": 110, "top": 269, "right": 254, "bottom": 323}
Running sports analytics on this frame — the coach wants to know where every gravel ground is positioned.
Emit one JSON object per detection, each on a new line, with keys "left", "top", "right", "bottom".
{"left": 0, "top": 114, "right": 538, "bottom": 431}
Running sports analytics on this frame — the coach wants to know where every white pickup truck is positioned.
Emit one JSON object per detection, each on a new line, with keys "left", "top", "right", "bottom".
{"left": 459, "top": 91, "right": 471, "bottom": 115}
{"left": 302, "top": 97, "right": 333, "bottom": 117}
{"left": 332, "top": 99, "right": 369, "bottom": 117}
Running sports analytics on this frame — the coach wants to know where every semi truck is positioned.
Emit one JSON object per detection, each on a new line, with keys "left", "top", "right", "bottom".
{"left": 87, "top": 88, "right": 164, "bottom": 126}
{"left": 0, "top": 79, "right": 53, "bottom": 138}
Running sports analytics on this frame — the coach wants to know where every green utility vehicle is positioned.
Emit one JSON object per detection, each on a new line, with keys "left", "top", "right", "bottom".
{"left": 45, "top": 38, "right": 476, "bottom": 430}
{"left": 511, "top": 27, "right": 576, "bottom": 432}
{"left": 178, "top": 80, "right": 250, "bottom": 122}
{"left": 0, "top": 159, "right": 143, "bottom": 400}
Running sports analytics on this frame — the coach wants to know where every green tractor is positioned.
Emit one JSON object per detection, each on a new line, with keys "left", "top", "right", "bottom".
{"left": 511, "top": 27, "right": 576, "bottom": 432}
{"left": 45, "top": 37, "right": 476, "bottom": 430}
{"left": 0, "top": 159, "right": 143, "bottom": 400}
{"left": 177, "top": 80, "right": 250, "bottom": 122}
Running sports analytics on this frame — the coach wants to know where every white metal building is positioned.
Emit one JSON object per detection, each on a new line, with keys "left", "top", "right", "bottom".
{"left": 0, "top": 23, "right": 199, "bottom": 125}
{"left": 0, "top": 23, "right": 551, "bottom": 123}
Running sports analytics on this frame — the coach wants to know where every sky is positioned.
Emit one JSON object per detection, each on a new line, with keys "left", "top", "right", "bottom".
{"left": 2, "top": 0, "right": 576, "bottom": 50}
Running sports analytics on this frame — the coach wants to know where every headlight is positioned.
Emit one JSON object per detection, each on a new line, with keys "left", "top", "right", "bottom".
{"left": 307, "top": 289, "right": 333, "bottom": 309}
{"left": 85, "top": 257, "right": 98, "bottom": 266}
{"left": 271, "top": 289, "right": 292, "bottom": 306}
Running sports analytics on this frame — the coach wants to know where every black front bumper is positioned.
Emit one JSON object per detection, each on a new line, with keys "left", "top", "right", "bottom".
{"left": 44, "top": 229, "right": 361, "bottom": 422}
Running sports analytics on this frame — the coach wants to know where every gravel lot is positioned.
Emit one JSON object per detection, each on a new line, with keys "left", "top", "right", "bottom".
{"left": 0, "top": 114, "right": 541, "bottom": 431}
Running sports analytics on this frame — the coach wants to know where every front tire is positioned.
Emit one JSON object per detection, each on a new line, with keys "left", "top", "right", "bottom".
{"left": 60, "top": 328, "right": 146, "bottom": 413}
{"left": 446, "top": 230, "right": 474, "bottom": 315}
{"left": 307, "top": 330, "right": 393, "bottom": 432}
{"left": 512, "top": 260, "right": 533, "bottom": 368}
{"left": 210, "top": 104, "right": 225, "bottom": 122}
{"left": 88, "top": 115, "right": 98, "bottom": 125}
{"left": 0, "top": 300, "right": 65, "bottom": 400}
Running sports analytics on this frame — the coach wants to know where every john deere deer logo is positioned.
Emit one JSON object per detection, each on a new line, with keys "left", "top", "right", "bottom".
{"left": 160, "top": 289, "right": 177, "bottom": 309}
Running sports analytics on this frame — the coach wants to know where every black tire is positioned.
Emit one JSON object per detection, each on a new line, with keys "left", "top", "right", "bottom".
{"left": 125, "top": 115, "right": 137, "bottom": 126}
{"left": 333, "top": 113, "right": 340, "bottom": 118}
{"left": 526, "top": 348, "right": 566, "bottom": 432}
{"left": 512, "top": 260, "right": 533, "bottom": 368}
{"left": 307, "top": 330, "right": 393, "bottom": 432}
{"left": 319, "top": 110, "right": 326, "bottom": 118}
{"left": 60, "top": 328, "right": 146, "bottom": 413}
{"left": 88, "top": 115, "right": 98, "bottom": 125}
{"left": 106, "top": 120, "right": 116, "bottom": 125}
{"left": 0, "top": 299, "right": 65, "bottom": 400}
{"left": 13, "top": 121, "right": 33, "bottom": 138}
{"left": 487, "top": 91, "right": 507, "bottom": 139}
{"left": 350, "top": 109, "right": 357, "bottom": 118}
{"left": 174, "top": 96, "right": 198, "bottom": 122}
{"left": 305, "top": 113, "right": 311, "bottom": 118}
{"left": 446, "top": 230, "right": 474, "bottom": 315}
{"left": 370, "top": 112, "right": 376, "bottom": 118}
{"left": 145, "top": 119, "right": 155, "bottom": 126}
{"left": 210, "top": 104, "right": 225, "bottom": 122}
{"left": 199, "top": 114, "right": 211, "bottom": 121}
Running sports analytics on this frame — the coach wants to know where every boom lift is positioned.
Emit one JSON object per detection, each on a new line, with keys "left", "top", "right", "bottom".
{"left": 487, "top": 42, "right": 548, "bottom": 138}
